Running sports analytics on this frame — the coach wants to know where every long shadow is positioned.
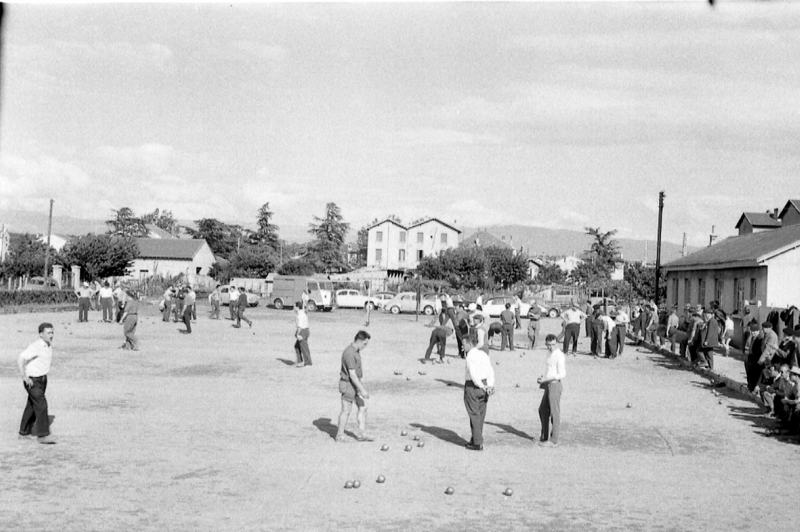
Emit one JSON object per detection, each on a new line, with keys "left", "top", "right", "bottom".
{"left": 276, "top": 358, "right": 296, "bottom": 366}
{"left": 409, "top": 423, "right": 469, "bottom": 446}
{"left": 434, "top": 378, "right": 464, "bottom": 389}
{"left": 486, "top": 421, "right": 536, "bottom": 442}
{"left": 312, "top": 417, "right": 355, "bottom": 440}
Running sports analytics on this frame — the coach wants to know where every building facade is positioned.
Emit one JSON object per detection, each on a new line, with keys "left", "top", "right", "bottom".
{"left": 129, "top": 238, "right": 216, "bottom": 279}
{"left": 366, "top": 217, "right": 461, "bottom": 270}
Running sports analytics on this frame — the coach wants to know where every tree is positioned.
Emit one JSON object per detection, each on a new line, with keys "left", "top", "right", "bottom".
{"left": 183, "top": 218, "right": 243, "bottom": 260}
{"left": 228, "top": 245, "right": 277, "bottom": 278}
{"left": 308, "top": 202, "right": 350, "bottom": 272}
{"left": 141, "top": 208, "right": 179, "bottom": 235}
{"left": 0, "top": 234, "right": 53, "bottom": 278}
{"left": 624, "top": 262, "right": 666, "bottom": 302}
{"left": 59, "top": 234, "right": 139, "bottom": 280}
{"left": 584, "top": 226, "right": 622, "bottom": 277}
{"left": 278, "top": 258, "right": 317, "bottom": 276}
{"left": 251, "top": 202, "right": 280, "bottom": 249}
{"left": 355, "top": 225, "right": 369, "bottom": 268}
{"left": 483, "top": 246, "right": 529, "bottom": 289}
{"left": 106, "top": 207, "right": 148, "bottom": 237}
{"left": 533, "top": 263, "right": 567, "bottom": 285}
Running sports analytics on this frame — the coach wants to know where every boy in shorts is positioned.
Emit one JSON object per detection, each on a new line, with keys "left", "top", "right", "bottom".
{"left": 336, "top": 330, "right": 372, "bottom": 442}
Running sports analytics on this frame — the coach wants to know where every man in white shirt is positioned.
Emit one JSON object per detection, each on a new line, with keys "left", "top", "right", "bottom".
{"left": 17, "top": 323, "right": 56, "bottom": 443}
{"left": 228, "top": 286, "right": 240, "bottom": 321}
{"left": 294, "top": 302, "right": 312, "bottom": 367}
{"left": 613, "top": 308, "right": 630, "bottom": 356}
{"left": 601, "top": 311, "right": 617, "bottom": 357}
{"left": 538, "top": 334, "right": 566, "bottom": 447}
{"left": 463, "top": 335, "right": 495, "bottom": 451}
{"left": 561, "top": 303, "right": 587, "bottom": 356}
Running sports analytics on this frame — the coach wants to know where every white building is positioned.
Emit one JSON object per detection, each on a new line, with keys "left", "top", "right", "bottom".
{"left": 129, "top": 238, "right": 216, "bottom": 279}
{"left": 36, "top": 233, "right": 69, "bottom": 252}
{"left": 367, "top": 217, "right": 461, "bottom": 271}
{"left": 554, "top": 255, "right": 582, "bottom": 274}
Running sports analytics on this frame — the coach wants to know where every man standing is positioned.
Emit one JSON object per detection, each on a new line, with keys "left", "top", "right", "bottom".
{"left": 584, "top": 300, "right": 594, "bottom": 338}
{"left": 697, "top": 309, "right": 720, "bottom": 369}
{"left": 613, "top": 307, "right": 629, "bottom": 357}
{"left": 75, "top": 281, "right": 92, "bottom": 322}
{"left": 113, "top": 283, "right": 127, "bottom": 323}
{"left": 514, "top": 294, "right": 523, "bottom": 329}
{"left": 229, "top": 286, "right": 240, "bottom": 321}
{"left": 336, "top": 330, "right": 372, "bottom": 442}
{"left": 208, "top": 285, "right": 221, "bottom": 320}
{"left": 301, "top": 288, "right": 309, "bottom": 310}
{"left": 538, "top": 333, "right": 566, "bottom": 447}
{"left": 601, "top": 310, "right": 617, "bottom": 358}
{"left": 561, "top": 303, "right": 587, "bottom": 356}
{"left": 453, "top": 303, "right": 470, "bottom": 358}
{"left": 528, "top": 300, "right": 541, "bottom": 348}
{"left": 294, "top": 302, "right": 312, "bottom": 367}
{"left": 18, "top": 323, "right": 56, "bottom": 443}
{"left": 182, "top": 286, "right": 195, "bottom": 334}
{"left": 500, "top": 303, "right": 516, "bottom": 351}
{"left": 463, "top": 334, "right": 495, "bottom": 451}
{"left": 235, "top": 288, "right": 252, "bottom": 328}
{"left": 425, "top": 325, "right": 453, "bottom": 364}
{"left": 99, "top": 281, "right": 115, "bottom": 323}
{"left": 119, "top": 290, "right": 140, "bottom": 350}
{"left": 590, "top": 309, "right": 606, "bottom": 358}
{"left": 666, "top": 306, "right": 681, "bottom": 354}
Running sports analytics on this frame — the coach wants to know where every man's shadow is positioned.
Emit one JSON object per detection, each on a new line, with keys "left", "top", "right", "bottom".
{"left": 409, "top": 422, "right": 468, "bottom": 446}
{"left": 313, "top": 417, "right": 355, "bottom": 440}
{"left": 276, "top": 358, "right": 296, "bottom": 366}
{"left": 486, "top": 421, "right": 536, "bottom": 442}
{"left": 434, "top": 379, "right": 464, "bottom": 389}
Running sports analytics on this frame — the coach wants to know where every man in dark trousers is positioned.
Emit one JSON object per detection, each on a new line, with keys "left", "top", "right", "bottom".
{"left": 697, "top": 309, "right": 720, "bottom": 369}
{"left": 463, "top": 334, "right": 495, "bottom": 451}
{"left": 500, "top": 303, "right": 516, "bottom": 351}
{"left": 182, "top": 286, "right": 195, "bottom": 334}
{"left": 453, "top": 303, "right": 470, "bottom": 358}
{"left": 234, "top": 287, "right": 252, "bottom": 328}
{"left": 424, "top": 325, "right": 453, "bottom": 364}
{"left": 584, "top": 300, "right": 594, "bottom": 338}
{"left": 17, "top": 323, "right": 56, "bottom": 444}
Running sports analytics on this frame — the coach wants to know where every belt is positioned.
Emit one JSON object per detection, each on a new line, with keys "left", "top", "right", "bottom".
{"left": 29, "top": 375, "right": 47, "bottom": 380}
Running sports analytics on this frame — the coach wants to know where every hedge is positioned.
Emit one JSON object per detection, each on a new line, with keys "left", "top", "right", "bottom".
{"left": 0, "top": 289, "right": 78, "bottom": 307}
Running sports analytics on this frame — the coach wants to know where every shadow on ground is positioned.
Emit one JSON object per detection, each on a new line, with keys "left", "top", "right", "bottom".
{"left": 486, "top": 421, "right": 536, "bottom": 442}
{"left": 312, "top": 417, "right": 356, "bottom": 440}
{"left": 409, "top": 423, "right": 468, "bottom": 447}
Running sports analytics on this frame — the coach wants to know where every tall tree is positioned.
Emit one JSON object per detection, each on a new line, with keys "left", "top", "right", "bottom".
{"left": 141, "top": 208, "right": 179, "bottom": 235}
{"left": 228, "top": 245, "right": 277, "bottom": 278}
{"left": 59, "top": 234, "right": 139, "bottom": 280}
{"left": 584, "top": 226, "right": 622, "bottom": 277}
{"left": 0, "top": 234, "right": 53, "bottom": 278}
{"left": 106, "top": 207, "right": 148, "bottom": 237}
{"left": 252, "top": 202, "right": 280, "bottom": 249}
{"left": 308, "top": 203, "right": 350, "bottom": 272}
{"left": 483, "top": 246, "right": 529, "bottom": 289}
{"left": 183, "top": 218, "right": 242, "bottom": 260}
{"left": 533, "top": 263, "right": 567, "bottom": 285}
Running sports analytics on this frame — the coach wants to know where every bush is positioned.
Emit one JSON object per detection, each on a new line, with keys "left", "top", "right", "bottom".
{"left": 0, "top": 289, "right": 78, "bottom": 307}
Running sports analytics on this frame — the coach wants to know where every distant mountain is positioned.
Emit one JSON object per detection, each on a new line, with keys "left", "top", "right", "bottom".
{"left": 459, "top": 225, "right": 697, "bottom": 264}
{"left": 0, "top": 209, "right": 108, "bottom": 237}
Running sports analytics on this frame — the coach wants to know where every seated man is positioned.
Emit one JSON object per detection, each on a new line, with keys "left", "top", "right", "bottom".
{"left": 767, "top": 364, "right": 795, "bottom": 423}
{"left": 759, "top": 364, "right": 781, "bottom": 416}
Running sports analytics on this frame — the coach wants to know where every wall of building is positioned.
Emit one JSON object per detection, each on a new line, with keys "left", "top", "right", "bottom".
{"left": 765, "top": 248, "right": 800, "bottom": 307}
{"left": 782, "top": 207, "right": 800, "bottom": 227}
{"left": 129, "top": 258, "right": 194, "bottom": 278}
{"left": 367, "top": 221, "right": 407, "bottom": 270}
{"left": 666, "top": 266, "right": 767, "bottom": 314}
{"left": 192, "top": 243, "right": 216, "bottom": 275}
{"left": 737, "top": 220, "right": 753, "bottom": 236}
{"left": 407, "top": 220, "right": 459, "bottom": 268}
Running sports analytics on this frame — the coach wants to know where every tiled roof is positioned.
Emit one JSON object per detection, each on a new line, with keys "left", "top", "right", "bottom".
{"left": 366, "top": 219, "right": 406, "bottom": 231}
{"left": 144, "top": 224, "right": 175, "bottom": 239}
{"left": 136, "top": 238, "right": 208, "bottom": 260}
{"left": 407, "top": 217, "right": 462, "bottom": 234}
{"left": 778, "top": 199, "right": 800, "bottom": 220}
{"left": 460, "top": 231, "right": 512, "bottom": 249}
{"left": 734, "top": 212, "right": 781, "bottom": 229}
{"left": 663, "top": 223, "right": 800, "bottom": 271}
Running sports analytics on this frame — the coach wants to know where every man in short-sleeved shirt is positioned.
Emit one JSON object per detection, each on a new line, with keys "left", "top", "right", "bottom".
{"left": 18, "top": 323, "right": 56, "bottom": 443}
{"left": 336, "top": 331, "right": 372, "bottom": 442}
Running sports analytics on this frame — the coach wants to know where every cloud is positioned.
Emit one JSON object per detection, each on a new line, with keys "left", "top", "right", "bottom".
{"left": 230, "top": 41, "right": 288, "bottom": 62}
{"left": 385, "top": 128, "right": 504, "bottom": 147}
{"left": 95, "top": 144, "right": 176, "bottom": 175}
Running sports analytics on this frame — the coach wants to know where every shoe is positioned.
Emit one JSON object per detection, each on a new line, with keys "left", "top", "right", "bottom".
{"left": 37, "top": 435, "right": 57, "bottom": 445}
{"left": 538, "top": 440, "right": 558, "bottom": 448}
{"left": 334, "top": 435, "right": 345, "bottom": 442}
{"left": 248, "top": 322, "right": 252, "bottom": 329}
{"left": 355, "top": 433, "right": 375, "bottom": 442}
{"left": 294, "top": 363, "right": 305, "bottom": 368}
{"left": 465, "top": 443, "right": 483, "bottom": 451}
{"left": 18, "top": 432, "right": 33, "bottom": 439}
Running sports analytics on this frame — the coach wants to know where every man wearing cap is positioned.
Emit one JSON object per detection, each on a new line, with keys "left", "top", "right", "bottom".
{"left": 696, "top": 309, "right": 720, "bottom": 369}
{"left": 778, "top": 367, "right": 800, "bottom": 435}
{"left": 561, "top": 303, "right": 587, "bottom": 356}
{"left": 777, "top": 327, "right": 799, "bottom": 368}
{"left": 685, "top": 306, "right": 705, "bottom": 363}
{"left": 758, "top": 322, "right": 782, "bottom": 366}
{"left": 74, "top": 282, "right": 92, "bottom": 323}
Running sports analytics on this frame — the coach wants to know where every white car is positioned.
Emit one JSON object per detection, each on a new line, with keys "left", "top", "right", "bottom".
{"left": 482, "top": 296, "right": 531, "bottom": 318}
{"left": 220, "top": 285, "right": 260, "bottom": 307}
{"left": 335, "top": 289, "right": 380, "bottom": 310}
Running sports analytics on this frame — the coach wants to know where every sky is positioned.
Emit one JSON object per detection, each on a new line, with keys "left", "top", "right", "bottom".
{"left": 1, "top": 2, "right": 799, "bottom": 246}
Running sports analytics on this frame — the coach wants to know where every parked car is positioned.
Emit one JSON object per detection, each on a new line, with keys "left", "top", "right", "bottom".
{"left": 335, "top": 289, "right": 380, "bottom": 310}
{"left": 21, "top": 277, "right": 60, "bottom": 290}
{"left": 589, "top": 297, "right": 617, "bottom": 313}
{"left": 219, "top": 285, "right": 260, "bottom": 307}
{"left": 384, "top": 292, "right": 438, "bottom": 315}
{"left": 527, "top": 302, "right": 550, "bottom": 319}
{"left": 481, "top": 296, "right": 531, "bottom": 318}
{"left": 373, "top": 291, "right": 396, "bottom": 308}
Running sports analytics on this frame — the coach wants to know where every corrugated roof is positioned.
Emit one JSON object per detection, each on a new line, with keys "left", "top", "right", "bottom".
{"left": 663, "top": 223, "right": 800, "bottom": 271}
{"left": 136, "top": 238, "right": 208, "bottom": 260}
{"left": 734, "top": 212, "right": 781, "bottom": 229}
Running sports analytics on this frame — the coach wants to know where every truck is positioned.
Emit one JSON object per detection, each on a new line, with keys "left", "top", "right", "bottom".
{"left": 271, "top": 275, "right": 334, "bottom": 312}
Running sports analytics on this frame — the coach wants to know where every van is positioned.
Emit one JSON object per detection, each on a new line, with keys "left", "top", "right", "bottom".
{"left": 271, "top": 275, "right": 334, "bottom": 312}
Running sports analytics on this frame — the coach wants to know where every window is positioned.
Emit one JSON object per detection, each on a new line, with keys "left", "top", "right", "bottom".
{"left": 417, "top": 232, "right": 424, "bottom": 244}
{"left": 417, "top": 250, "right": 424, "bottom": 260}
{"left": 714, "top": 279, "right": 723, "bottom": 303}
{"left": 399, "top": 232, "right": 406, "bottom": 243}
{"left": 440, "top": 233, "right": 448, "bottom": 244}
{"left": 684, "top": 279, "right": 691, "bottom": 305}
{"left": 749, "top": 278, "right": 757, "bottom": 301}
{"left": 734, "top": 278, "right": 744, "bottom": 312}
{"left": 376, "top": 231, "right": 383, "bottom": 243}
{"left": 375, "top": 249, "right": 382, "bottom": 262}
{"left": 399, "top": 249, "right": 405, "bottom": 262}
{"left": 698, "top": 279, "right": 706, "bottom": 306}
{"left": 672, "top": 278, "right": 679, "bottom": 306}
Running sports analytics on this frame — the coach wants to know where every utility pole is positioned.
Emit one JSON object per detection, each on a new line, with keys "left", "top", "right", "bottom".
{"left": 655, "top": 191, "right": 665, "bottom": 306}
{"left": 43, "top": 199, "right": 54, "bottom": 279}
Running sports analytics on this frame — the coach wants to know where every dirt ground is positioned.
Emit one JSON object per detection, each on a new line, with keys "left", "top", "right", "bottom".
{"left": 2, "top": 302, "right": 799, "bottom": 531}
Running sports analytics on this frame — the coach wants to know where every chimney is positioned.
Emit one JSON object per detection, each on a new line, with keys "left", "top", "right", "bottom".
{"left": 709, "top": 225, "right": 718, "bottom": 247}
{"left": 774, "top": 208, "right": 779, "bottom": 219}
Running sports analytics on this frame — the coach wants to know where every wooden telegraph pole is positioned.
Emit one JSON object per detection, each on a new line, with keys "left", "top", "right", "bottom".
{"left": 655, "top": 191, "right": 665, "bottom": 306}
{"left": 43, "top": 199, "right": 54, "bottom": 279}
